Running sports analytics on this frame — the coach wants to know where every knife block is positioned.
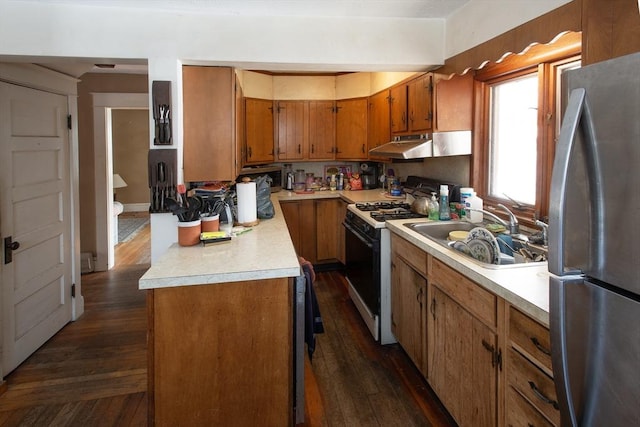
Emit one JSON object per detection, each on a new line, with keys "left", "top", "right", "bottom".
{"left": 148, "top": 149, "right": 177, "bottom": 213}
{"left": 153, "top": 80, "right": 172, "bottom": 145}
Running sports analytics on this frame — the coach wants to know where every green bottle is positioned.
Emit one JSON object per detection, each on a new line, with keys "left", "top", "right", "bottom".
{"left": 428, "top": 192, "right": 440, "bottom": 221}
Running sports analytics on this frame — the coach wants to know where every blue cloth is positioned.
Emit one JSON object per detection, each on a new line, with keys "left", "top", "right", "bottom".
{"left": 496, "top": 234, "right": 514, "bottom": 256}
{"left": 302, "top": 263, "right": 324, "bottom": 361}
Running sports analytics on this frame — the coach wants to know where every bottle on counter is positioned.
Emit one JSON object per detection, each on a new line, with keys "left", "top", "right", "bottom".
{"left": 439, "top": 185, "right": 451, "bottom": 221}
{"left": 428, "top": 192, "right": 440, "bottom": 220}
{"left": 330, "top": 174, "right": 337, "bottom": 191}
{"left": 465, "top": 192, "right": 484, "bottom": 223}
{"left": 337, "top": 173, "right": 344, "bottom": 190}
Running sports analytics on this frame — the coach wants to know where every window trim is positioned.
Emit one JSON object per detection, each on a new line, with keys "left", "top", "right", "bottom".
{"left": 471, "top": 37, "right": 581, "bottom": 227}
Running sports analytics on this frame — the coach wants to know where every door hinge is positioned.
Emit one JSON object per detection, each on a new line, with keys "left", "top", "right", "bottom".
{"left": 71, "top": 283, "right": 76, "bottom": 298}
{"left": 67, "top": 114, "right": 72, "bottom": 130}
{"left": 482, "top": 339, "right": 502, "bottom": 370}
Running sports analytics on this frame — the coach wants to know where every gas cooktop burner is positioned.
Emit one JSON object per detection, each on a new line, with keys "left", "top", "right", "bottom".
{"left": 355, "top": 201, "right": 411, "bottom": 211}
{"left": 370, "top": 210, "right": 426, "bottom": 222}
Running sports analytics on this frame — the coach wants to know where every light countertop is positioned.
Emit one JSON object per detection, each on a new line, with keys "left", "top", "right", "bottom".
{"left": 385, "top": 218, "right": 550, "bottom": 326}
{"left": 139, "top": 188, "right": 550, "bottom": 327}
{"left": 139, "top": 197, "right": 301, "bottom": 290}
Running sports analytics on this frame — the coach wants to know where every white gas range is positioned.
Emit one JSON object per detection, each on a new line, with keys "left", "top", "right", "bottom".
{"left": 343, "top": 200, "right": 426, "bottom": 344}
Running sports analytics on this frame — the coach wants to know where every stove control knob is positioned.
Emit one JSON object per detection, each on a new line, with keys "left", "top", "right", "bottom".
{"left": 363, "top": 224, "right": 371, "bottom": 234}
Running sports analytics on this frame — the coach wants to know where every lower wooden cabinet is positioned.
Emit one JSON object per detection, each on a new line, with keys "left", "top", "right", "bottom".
{"left": 147, "top": 278, "right": 293, "bottom": 426}
{"left": 389, "top": 233, "right": 558, "bottom": 427}
{"left": 428, "top": 279, "right": 498, "bottom": 426}
{"left": 280, "top": 198, "right": 342, "bottom": 265}
{"left": 506, "top": 306, "right": 560, "bottom": 426}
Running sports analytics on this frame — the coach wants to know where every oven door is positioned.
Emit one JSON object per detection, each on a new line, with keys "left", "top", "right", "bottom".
{"left": 343, "top": 221, "right": 380, "bottom": 317}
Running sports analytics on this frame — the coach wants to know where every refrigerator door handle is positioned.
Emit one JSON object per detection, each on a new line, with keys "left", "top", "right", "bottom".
{"left": 548, "top": 88, "right": 603, "bottom": 276}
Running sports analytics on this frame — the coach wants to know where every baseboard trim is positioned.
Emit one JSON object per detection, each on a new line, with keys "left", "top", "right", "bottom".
{"left": 124, "top": 203, "right": 150, "bottom": 212}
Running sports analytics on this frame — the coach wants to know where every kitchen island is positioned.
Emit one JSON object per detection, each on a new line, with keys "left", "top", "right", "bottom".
{"left": 139, "top": 199, "right": 300, "bottom": 426}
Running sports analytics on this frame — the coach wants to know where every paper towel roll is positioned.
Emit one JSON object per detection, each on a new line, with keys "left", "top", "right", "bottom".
{"left": 236, "top": 180, "right": 257, "bottom": 224}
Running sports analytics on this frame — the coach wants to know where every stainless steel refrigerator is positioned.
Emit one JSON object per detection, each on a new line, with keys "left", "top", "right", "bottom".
{"left": 549, "top": 52, "right": 640, "bottom": 426}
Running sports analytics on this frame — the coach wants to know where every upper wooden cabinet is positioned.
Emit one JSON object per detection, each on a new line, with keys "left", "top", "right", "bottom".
{"left": 390, "top": 73, "right": 433, "bottom": 135}
{"left": 308, "top": 100, "right": 336, "bottom": 160}
{"left": 183, "top": 66, "right": 237, "bottom": 182}
{"left": 276, "top": 100, "right": 308, "bottom": 161}
{"left": 335, "top": 98, "right": 368, "bottom": 160}
{"left": 245, "top": 98, "right": 275, "bottom": 165}
{"left": 433, "top": 73, "right": 474, "bottom": 132}
{"left": 367, "top": 89, "right": 391, "bottom": 160}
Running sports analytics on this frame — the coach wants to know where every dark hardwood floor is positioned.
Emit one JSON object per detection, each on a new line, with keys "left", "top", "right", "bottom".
{"left": 0, "top": 214, "right": 455, "bottom": 426}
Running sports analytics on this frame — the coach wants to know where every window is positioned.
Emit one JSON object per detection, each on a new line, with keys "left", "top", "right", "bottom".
{"left": 473, "top": 35, "right": 581, "bottom": 226}
{"left": 488, "top": 74, "right": 539, "bottom": 205}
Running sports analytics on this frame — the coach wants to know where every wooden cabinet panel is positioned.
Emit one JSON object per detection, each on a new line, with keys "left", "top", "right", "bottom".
{"left": 582, "top": 0, "right": 640, "bottom": 65}
{"left": 429, "top": 257, "right": 497, "bottom": 327}
{"left": 280, "top": 200, "right": 317, "bottom": 263}
{"left": 509, "top": 306, "right": 552, "bottom": 372}
{"left": 434, "top": 73, "right": 473, "bottom": 132}
{"left": 507, "top": 349, "right": 560, "bottom": 426}
{"left": 183, "top": 66, "right": 236, "bottom": 182}
{"left": 277, "top": 101, "right": 308, "bottom": 160}
{"left": 337, "top": 199, "right": 347, "bottom": 264}
{"left": 391, "top": 253, "right": 427, "bottom": 374}
{"left": 391, "top": 234, "right": 427, "bottom": 276}
{"left": 428, "top": 285, "right": 498, "bottom": 427}
{"left": 245, "top": 98, "right": 274, "bottom": 164}
{"left": 149, "top": 279, "right": 292, "bottom": 426}
{"left": 408, "top": 73, "right": 433, "bottom": 132}
{"left": 309, "top": 101, "right": 336, "bottom": 160}
{"left": 368, "top": 90, "right": 391, "bottom": 160}
{"left": 335, "top": 98, "right": 368, "bottom": 160}
{"left": 235, "top": 76, "right": 245, "bottom": 175}
{"left": 506, "top": 386, "right": 555, "bottom": 427}
{"left": 315, "top": 198, "right": 340, "bottom": 262}
{"left": 390, "top": 84, "right": 408, "bottom": 133}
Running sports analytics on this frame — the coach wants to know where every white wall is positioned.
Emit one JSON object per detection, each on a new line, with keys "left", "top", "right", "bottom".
{"left": 446, "top": 0, "right": 572, "bottom": 59}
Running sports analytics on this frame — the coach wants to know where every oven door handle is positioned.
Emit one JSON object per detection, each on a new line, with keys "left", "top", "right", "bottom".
{"left": 342, "top": 222, "right": 375, "bottom": 250}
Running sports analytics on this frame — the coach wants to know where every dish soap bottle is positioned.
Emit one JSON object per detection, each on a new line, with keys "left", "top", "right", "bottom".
{"left": 428, "top": 192, "right": 440, "bottom": 220}
{"left": 439, "top": 185, "right": 451, "bottom": 221}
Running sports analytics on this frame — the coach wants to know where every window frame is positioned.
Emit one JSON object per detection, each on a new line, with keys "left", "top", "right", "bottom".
{"left": 472, "top": 38, "right": 581, "bottom": 227}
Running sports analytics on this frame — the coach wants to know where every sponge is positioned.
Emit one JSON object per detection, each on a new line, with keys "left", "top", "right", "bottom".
{"left": 485, "top": 223, "right": 506, "bottom": 234}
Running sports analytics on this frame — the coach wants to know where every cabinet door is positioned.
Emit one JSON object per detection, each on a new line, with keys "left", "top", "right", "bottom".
{"left": 280, "top": 200, "right": 316, "bottom": 262}
{"left": 390, "top": 84, "right": 408, "bottom": 133}
{"left": 367, "top": 90, "right": 391, "bottom": 160}
{"left": 315, "top": 198, "right": 340, "bottom": 262}
{"left": 391, "top": 254, "right": 426, "bottom": 373}
{"left": 245, "top": 98, "right": 275, "bottom": 164}
{"left": 309, "top": 100, "right": 336, "bottom": 160}
{"left": 337, "top": 199, "right": 347, "bottom": 264}
{"left": 434, "top": 73, "right": 473, "bottom": 131}
{"left": 276, "top": 100, "right": 307, "bottom": 160}
{"left": 428, "top": 286, "right": 498, "bottom": 427}
{"left": 335, "top": 98, "right": 368, "bottom": 160}
{"left": 235, "top": 77, "right": 245, "bottom": 175}
{"left": 408, "top": 74, "right": 433, "bottom": 132}
{"left": 183, "top": 66, "right": 235, "bottom": 182}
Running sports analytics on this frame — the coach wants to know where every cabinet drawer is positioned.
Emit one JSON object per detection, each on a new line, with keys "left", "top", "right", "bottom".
{"left": 509, "top": 306, "right": 552, "bottom": 371}
{"left": 429, "top": 257, "right": 496, "bottom": 327}
{"left": 506, "top": 386, "right": 555, "bottom": 427}
{"left": 507, "top": 348, "right": 560, "bottom": 426}
{"left": 391, "top": 234, "right": 427, "bottom": 277}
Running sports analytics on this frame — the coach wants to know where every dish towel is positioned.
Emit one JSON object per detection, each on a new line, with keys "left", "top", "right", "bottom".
{"left": 299, "top": 257, "right": 324, "bottom": 361}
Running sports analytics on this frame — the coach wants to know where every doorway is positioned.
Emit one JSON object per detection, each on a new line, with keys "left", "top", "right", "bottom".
{"left": 91, "top": 93, "right": 148, "bottom": 270}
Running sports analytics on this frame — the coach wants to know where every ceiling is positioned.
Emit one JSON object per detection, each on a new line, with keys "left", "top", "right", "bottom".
{"left": 23, "top": 0, "right": 471, "bottom": 19}
{"left": 24, "top": 0, "right": 472, "bottom": 76}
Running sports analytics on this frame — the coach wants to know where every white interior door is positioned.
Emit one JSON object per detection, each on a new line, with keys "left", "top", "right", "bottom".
{"left": 1, "top": 81, "right": 73, "bottom": 375}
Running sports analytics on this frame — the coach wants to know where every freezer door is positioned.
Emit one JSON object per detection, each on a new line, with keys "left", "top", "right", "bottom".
{"left": 550, "top": 276, "right": 640, "bottom": 427}
{"left": 550, "top": 53, "right": 640, "bottom": 294}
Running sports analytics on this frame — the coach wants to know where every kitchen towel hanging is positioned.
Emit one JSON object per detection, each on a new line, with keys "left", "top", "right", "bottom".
{"left": 236, "top": 178, "right": 258, "bottom": 226}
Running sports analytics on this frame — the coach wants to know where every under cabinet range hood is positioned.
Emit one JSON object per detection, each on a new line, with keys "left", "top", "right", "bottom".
{"left": 369, "top": 130, "right": 471, "bottom": 159}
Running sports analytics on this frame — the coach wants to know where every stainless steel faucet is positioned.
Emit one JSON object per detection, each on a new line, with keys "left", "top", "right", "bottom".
{"left": 469, "top": 205, "right": 530, "bottom": 243}
{"left": 535, "top": 219, "right": 549, "bottom": 246}
{"left": 496, "top": 203, "right": 519, "bottom": 234}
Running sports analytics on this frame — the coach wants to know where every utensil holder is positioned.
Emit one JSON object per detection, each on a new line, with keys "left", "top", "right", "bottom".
{"left": 177, "top": 219, "right": 201, "bottom": 246}
{"left": 201, "top": 214, "right": 220, "bottom": 232}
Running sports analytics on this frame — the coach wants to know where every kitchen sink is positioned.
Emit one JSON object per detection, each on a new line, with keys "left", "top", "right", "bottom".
{"left": 403, "top": 221, "right": 547, "bottom": 269}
